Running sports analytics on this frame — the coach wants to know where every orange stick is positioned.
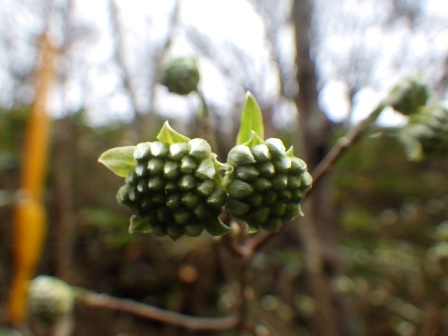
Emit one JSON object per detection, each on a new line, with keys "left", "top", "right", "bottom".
{"left": 7, "top": 32, "right": 56, "bottom": 325}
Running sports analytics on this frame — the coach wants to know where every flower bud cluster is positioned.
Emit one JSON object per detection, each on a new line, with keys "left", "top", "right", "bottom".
{"left": 225, "top": 138, "right": 312, "bottom": 232}
{"left": 117, "top": 139, "right": 227, "bottom": 240}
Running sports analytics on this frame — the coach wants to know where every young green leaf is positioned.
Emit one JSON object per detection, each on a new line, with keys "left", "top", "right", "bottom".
{"left": 236, "top": 92, "right": 264, "bottom": 145}
{"left": 129, "top": 215, "right": 152, "bottom": 234}
{"left": 156, "top": 121, "right": 191, "bottom": 144}
{"left": 204, "top": 215, "right": 231, "bottom": 236}
{"left": 98, "top": 146, "right": 136, "bottom": 177}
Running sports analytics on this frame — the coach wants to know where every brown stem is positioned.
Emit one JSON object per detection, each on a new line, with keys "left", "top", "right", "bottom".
{"left": 311, "top": 102, "right": 386, "bottom": 191}
{"left": 75, "top": 288, "right": 238, "bottom": 331}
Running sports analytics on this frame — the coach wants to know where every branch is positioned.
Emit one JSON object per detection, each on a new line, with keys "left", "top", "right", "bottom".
{"left": 74, "top": 287, "right": 238, "bottom": 331}
{"left": 310, "top": 102, "right": 386, "bottom": 190}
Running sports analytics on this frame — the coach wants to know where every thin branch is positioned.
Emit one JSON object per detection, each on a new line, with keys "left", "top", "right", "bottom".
{"left": 75, "top": 287, "right": 239, "bottom": 331}
{"left": 310, "top": 102, "right": 386, "bottom": 191}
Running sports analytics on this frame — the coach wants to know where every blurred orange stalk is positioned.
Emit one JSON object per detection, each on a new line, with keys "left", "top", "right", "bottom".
{"left": 7, "top": 32, "right": 56, "bottom": 325}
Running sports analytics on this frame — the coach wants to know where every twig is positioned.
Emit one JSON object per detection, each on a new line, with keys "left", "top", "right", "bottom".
{"left": 311, "top": 102, "right": 386, "bottom": 190}
{"left": 74, "top": 287, "right": 238, "bottom": 331}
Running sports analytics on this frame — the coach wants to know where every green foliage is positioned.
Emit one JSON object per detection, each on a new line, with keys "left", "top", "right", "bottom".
{"left": 98, "top": 146, "right": 136, "bottom": 178}
{"left": 399, "top": 104, "right": 448, "bottom": 161}
{"left": 236, "top": 92, "right": 264, "bottom": 145}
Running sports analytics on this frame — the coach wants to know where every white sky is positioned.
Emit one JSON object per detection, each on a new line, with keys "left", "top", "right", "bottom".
{"left": 3, "top": 0, "right": 448, "bottom": 127}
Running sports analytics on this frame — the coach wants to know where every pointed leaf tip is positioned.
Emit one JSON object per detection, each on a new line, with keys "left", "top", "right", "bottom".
{"left": 98, "top": 146, "right": 136, "bottom": 177}
{"left": 156, "top": 121, "right": 191, "bottom": 144}
{"left": 236, "top": 92, "right": 264, "bottom": 145}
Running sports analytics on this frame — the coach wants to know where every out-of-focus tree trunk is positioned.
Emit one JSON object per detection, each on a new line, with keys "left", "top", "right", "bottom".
{"left": 53, "top": 0, "right": 76, "bottom": 282}
{"left": 53, "top": 117, "right": 75, "bottom": 280}
{"left": 292, "top": 1, "right": 350, "bottom": 335}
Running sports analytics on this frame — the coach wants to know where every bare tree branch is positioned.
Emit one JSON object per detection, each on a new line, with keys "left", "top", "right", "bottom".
{"left": 75, "top": 287, "right": 239, "bottom": 331}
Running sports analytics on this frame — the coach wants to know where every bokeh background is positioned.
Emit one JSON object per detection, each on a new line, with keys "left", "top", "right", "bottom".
{"left": 1, "top": 0, "right": 448, "bottom": 335}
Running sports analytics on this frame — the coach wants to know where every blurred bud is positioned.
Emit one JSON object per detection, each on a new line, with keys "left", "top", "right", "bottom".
{"left": 28, "top": 276, "right": 74, "bottom": 324}
{"left": 387, "top": 76, "right": 430, "bottom": 116}
{"left": 160, "top": 56, "right": 200, "bottom": 95}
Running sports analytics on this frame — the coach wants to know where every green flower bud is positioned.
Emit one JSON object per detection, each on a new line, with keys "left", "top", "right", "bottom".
{"left": 181, "top": 193, "right": 200, "bottom": 208}
{"left": 264, "top": 138, "right": 286, "bottom": 158}
{"left": 165, "top": 181, "right": 178, "bottom": 193}
{"left": 135, "top": 163, "right": 149, "bottom": 177}
{"left": 227, "top": 179, "right": 254, "bottom": 199}
{"left": 251, "top": 144, "right": 271, "bottom": 162}
{"left": 253, "top": 177, "right": 272, "bottom": 192}
{"left": 271, "top": 174, "right": 288, "bottom": 190}
{"left": 164, "top": 160, "right": 180, "bottom": 179}
{"left": 207, "top": 189, "right": 227, "bottom": 209}
{"left": 189, "top": 138, "right": 212, "bottom": 160}
{"left": 193, "top": 203, "right": 209, "bottom": 220}
{"left": 196, "top": 180, "right": 215, "bottom": 197}
{"left": 147, "top": 158, "right": 164, "bottom": 174}
{"left": 278, "top": 189, "right": 292, "bottom": 202}
{"left": 227, "top": 199, "right": 250, "bottom": 216}
{"left": 115, "top": 136, "right": 228, "bottom": 239}
{"left": 148, "top": 176, "right": 164, "bottom": 191}
{"left": 166, "top": 193, "right": 181, "bottom": 210}
{"left": 160, "top": 56, "right": 200, "bottom": 95}
{"left": 270, "top": 201, "right": 287, "bottom": 217}
{"left": 258, "top": 161, "right": 275, "bottom": 177}
{"left": 180, "top": 155, "right": 197, "bottom": 174}
{"left": 225, "top": 138, "right": 312, "bottom": 233}
{"left": 173, "top": 209, "right": 192, "bottom": 225}
{"left": 228, "top": 145, "right": 256, "bottom": 166}
{"left": 236, "top": 166, "right": 259, "bottom": 181}
{"left": 137, "top": 179, "right": 149, "bottom": 193}
{"left": 134, "top": 142, "right": 152, "bottom": 161}
{"left": 248, "top": 193, "right": 263, "bottom": 207}
{"left": 151, "top": 141, "right": 169, "bottom": 157}
{"left": 170, "top": 142, "right": 190, "bottom": 161}
{"left": 195, "top": 158, "right": 216, "bottom": 180}
{"left": 387, "top": 76, "right": 430, "bottom": 116}
{"left": 290, "top": 157, "right": 308, "bottom": 175}
{"left": 179, "top": 175, "right": 196, "bottom": 190}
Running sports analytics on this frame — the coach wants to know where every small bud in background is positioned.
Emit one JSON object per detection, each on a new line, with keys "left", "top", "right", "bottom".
{"left": 28, "top": 276, "right": 74, "bottom": 324}
{"left": 160, "top": 56, "right": 200, "bottom": 95}
{"left": 386, "top": 76, "right": 430, "bottom": 116}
